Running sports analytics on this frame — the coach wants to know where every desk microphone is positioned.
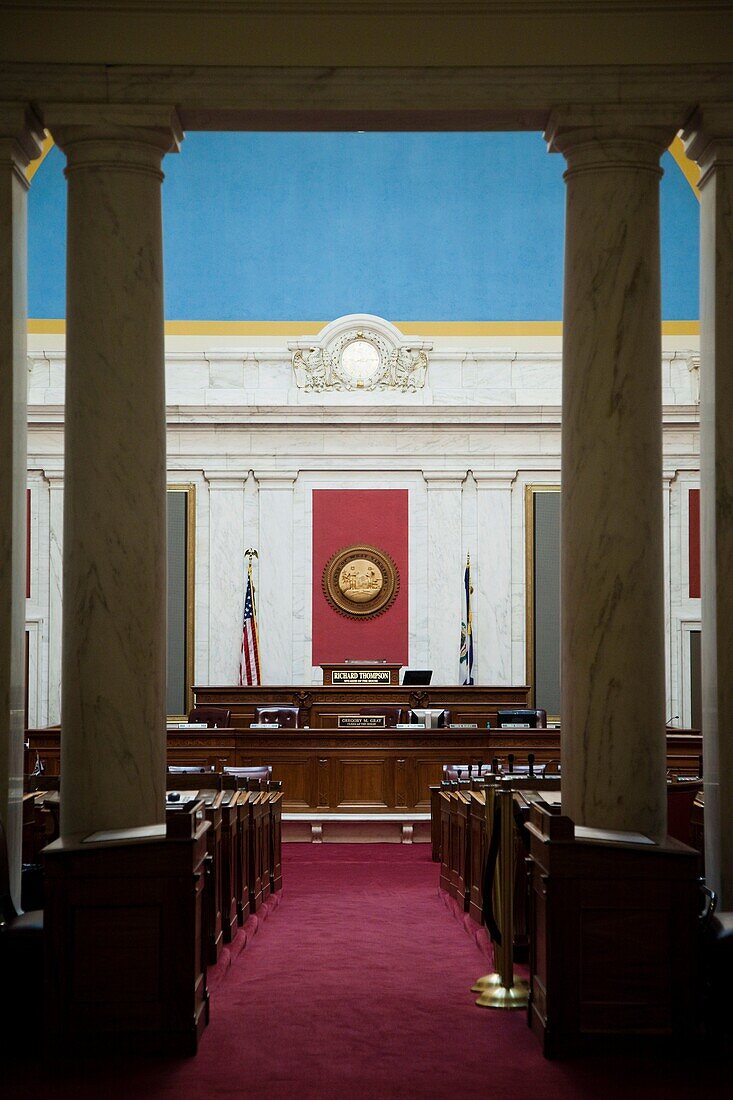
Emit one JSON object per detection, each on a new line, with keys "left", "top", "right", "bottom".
{"left": 667, "top": 715, "right": 680, "bottom": 726}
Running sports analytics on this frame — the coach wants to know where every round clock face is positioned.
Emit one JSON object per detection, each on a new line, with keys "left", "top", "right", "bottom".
{"left": 340, "top": 338, "right": 381, "bottom": 387}
{"left": 323, "top": 544, "right": 399, "bottom": 619}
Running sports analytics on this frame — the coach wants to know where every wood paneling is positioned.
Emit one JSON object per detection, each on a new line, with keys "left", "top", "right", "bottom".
{"left": 26, "top": 725, "right": 703, "bottom": 815}
{"left": 194, "top": 683, "right": 531, "bottom": 730}
{"left": 335, "top": 757, "right": 390, "bottom": 809}
{"left": 44, "top": 822, "right": 209, "bottom": 1055}
{"left": 526, "top": 802, "right": 700, "bottom": 1057}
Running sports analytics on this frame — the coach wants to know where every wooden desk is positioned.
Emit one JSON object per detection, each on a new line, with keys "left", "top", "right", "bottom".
{"left": 25, "top": 725, "right": 703, "bottom": 816}
{"left": 193, "top": 683, "right": 531, "bottom": 728}
{"left": 526, "top": 801, "right": 699, "bottom": 1057}
{"left": 44, "top": 818, "right": 209, "bottom": 1055}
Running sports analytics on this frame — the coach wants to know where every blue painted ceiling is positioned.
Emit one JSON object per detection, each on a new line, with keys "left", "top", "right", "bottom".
{"left": 28, "top": 131, "right": 699, "bottom": 321}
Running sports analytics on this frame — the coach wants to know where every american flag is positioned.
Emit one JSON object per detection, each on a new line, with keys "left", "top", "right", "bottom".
{"left": 459, "top": 553, "right": 474, "bottom": 686}
{"left": 239, "top": 564, "right": 261, "bottom": 686}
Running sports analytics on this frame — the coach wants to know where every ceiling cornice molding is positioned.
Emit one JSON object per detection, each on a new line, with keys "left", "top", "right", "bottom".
{"left": 2, "top": 63, "right": 732, "bottom": 127}
{"left": 5, "top": 1, "right": 733, "bottom": 12}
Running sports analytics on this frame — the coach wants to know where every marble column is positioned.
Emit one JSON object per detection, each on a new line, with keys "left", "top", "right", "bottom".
{"left": 546, "top": 108, "right": 675, "bottom": 840}
{"left": 683, "top": 107, "right": 733, "bottom": 903}
{"left": 206, "top": 473, "right": 247, "bottom": 684}
{"left": 424, "top": 473, "right": 464, "bottom": 684}
{"left": 45, "top": 472, "right": 64, "bottom": 725}
{"left": 49, "top": 107, "right": 182, "bottom": 837}
{"left": 0, "top": 104, "right": 43, "bottom": 905}
{"left": 475, "top": 473, "right": 514, "bottom": 684}
{"left": 662, "top": 473, "right": 674, "bottom": 718}
{"left": 257, "top": 473, "right": 297, "bottom": 684}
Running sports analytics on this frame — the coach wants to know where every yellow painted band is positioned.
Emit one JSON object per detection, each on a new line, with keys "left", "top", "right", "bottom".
{"left": 28, "top": 319, "right": 700, "bottom": 336}
{"left": 669, "top": 135, "right": 700, "bottom": 199}
{"left": 26, "top": 132, "right": 53, "bottom": 181}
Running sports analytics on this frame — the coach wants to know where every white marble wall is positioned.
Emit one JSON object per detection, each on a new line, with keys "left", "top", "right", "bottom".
{"left": 207, "top": 473, "right": 247, "bottom": 684}
{"left": 475, "top": 474, "right": 514, "bottom": 684}
{"left": 257, "top": 473, "right": 296, "bottom": 685}
{"left": 425, "top": 473, "right": 465, "bottom": 683}
{"left": 668, "top": 469, "right": 703, "bottom": 726}
{"left": 46, "top": 471, "right": 63, "bottom": 724}
{"left": 25, "top": 324, "right": 701, "bottom": 705}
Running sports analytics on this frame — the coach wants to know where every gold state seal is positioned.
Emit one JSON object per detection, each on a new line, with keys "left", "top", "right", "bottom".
{"left": 322, "top": 544, "right": 399, "bottom": 619}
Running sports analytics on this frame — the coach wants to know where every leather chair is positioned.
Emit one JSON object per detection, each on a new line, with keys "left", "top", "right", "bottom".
{"left": 188, "top": 706, "right": 232, "bottom": 728}
{"left": 223, "top": 766, "right": 274, "bottom": 791}
{"left": 167, "top": 770, "right": 221, "bottom": 790}
{"left": 358, "top": 705, "right": 406, "bottom": 728}
{"left": 409, "top": 708, "right": 451, "bottom": 727}
{"left": 493, "top": 708, "right": 545, "bottom": 726}
{"left": 444, "top": 763, "right": 493, "bottom": 782}
{"left": 254, "top": 706, "right": 302, "bottom": 728}
{"left": 666, "top": 778, "right": 703, "bottom": 847}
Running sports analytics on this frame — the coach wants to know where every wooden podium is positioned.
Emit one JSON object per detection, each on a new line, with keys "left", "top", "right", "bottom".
{"left": 321, "top": 662, "right": 402, "bottom": 686}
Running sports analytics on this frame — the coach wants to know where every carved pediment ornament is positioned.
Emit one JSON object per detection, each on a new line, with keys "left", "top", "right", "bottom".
{"left": 290, "top": 314, "right": 430, "bottom": 393}
{"left": 322, "top": 544, "right": 400, "bottom": 620}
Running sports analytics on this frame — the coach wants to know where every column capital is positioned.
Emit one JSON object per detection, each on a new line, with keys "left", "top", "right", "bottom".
{"left": 42, "top": 467, "right": 65, "bottom": 487}
{"left": 255, "top": 471, "right": 298, "bottom": 490}
{"left": 682, "top": 104, "right": 733, "bottom": 188}
{"left": 474, "top": 471, "right": 517, "bottom": 491}
{"left": 0, "top": 102, "right": 45, "bottom": 186}
{"left": 423, "top": 470, "right": 465, "bottom": 490}
{"left": 45, "top": 103, "right": 183, "bottom": 174}
{"left": 203, "top": 471, "right": 248, "bottom": 491}
{"left": 545, "top": 104, "right": 681, "bottom": 174}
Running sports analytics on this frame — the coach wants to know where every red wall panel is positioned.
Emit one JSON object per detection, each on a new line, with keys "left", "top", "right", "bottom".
{"left": 689, "top": 488, "right": 700, "bottom": 599}
{"left": 312, "top": 489, "right": 408, "bottom": 666}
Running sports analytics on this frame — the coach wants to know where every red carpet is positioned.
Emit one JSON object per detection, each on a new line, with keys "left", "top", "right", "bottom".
{"left": 4, "top": 844, "right": 728, "bottom": 1099}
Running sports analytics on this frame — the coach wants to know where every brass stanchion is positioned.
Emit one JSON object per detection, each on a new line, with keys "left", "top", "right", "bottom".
{"left": 472, "top": 786, "right": 529, "bottom": 1009}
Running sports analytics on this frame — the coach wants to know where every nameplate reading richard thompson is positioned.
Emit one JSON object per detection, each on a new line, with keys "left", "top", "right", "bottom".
{"left": 331, "top": 669, "right": 392, "bottom": 685}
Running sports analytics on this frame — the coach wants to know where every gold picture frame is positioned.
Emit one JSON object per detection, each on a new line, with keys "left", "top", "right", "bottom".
{"left": 322, "top": 544, "right": 400, "bottom": 620}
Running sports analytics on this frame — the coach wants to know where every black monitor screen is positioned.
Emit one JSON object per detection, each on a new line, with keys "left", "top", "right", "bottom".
{"left": 497, "top": 709, "right": 538, "bottom": 729}
{"left": 402, "top": 669, "right": 433, "bottom": 685}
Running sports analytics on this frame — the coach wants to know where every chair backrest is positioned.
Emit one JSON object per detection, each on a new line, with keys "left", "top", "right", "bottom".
{"left": 358, "top": 705, "right": 406, "bottom": 727}
{"left": 188, "top": 706, "right": 232, "bottom": 728}
{"left": 444, "top": 763, "right": 493, "bottom": 782}
{"left": 168, "top": 765, "right": 213, "bottom": 774}
{"left": 496, "top": 708, "right": 548, "bottom": 729}
{"left": 254, "top": 706, "right": 302, "bottom": 728}
{"left": 26, "top": 774, "right": 60, "bottom": 792}
{"left": 167, "top": 771, "right": 222, "bottom": 791}
{"left": 667, "top": 779, "right": 703, "bottom": 846}
{"left": 224, "top": 765, "right": 272, "bottom": 778}
{"left": 223, "top": 765, "right": 273, "bottom": 791}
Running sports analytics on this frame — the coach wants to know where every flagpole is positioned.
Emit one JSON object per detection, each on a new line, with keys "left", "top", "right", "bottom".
{"left": 466, "top": 552, "right": 474, "bottom": 685}
{"left": 245, "top": 547, "right": 260, "bottom": 672}
{"left": 242, "top": 548, "right": 261, "bottom": 686}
